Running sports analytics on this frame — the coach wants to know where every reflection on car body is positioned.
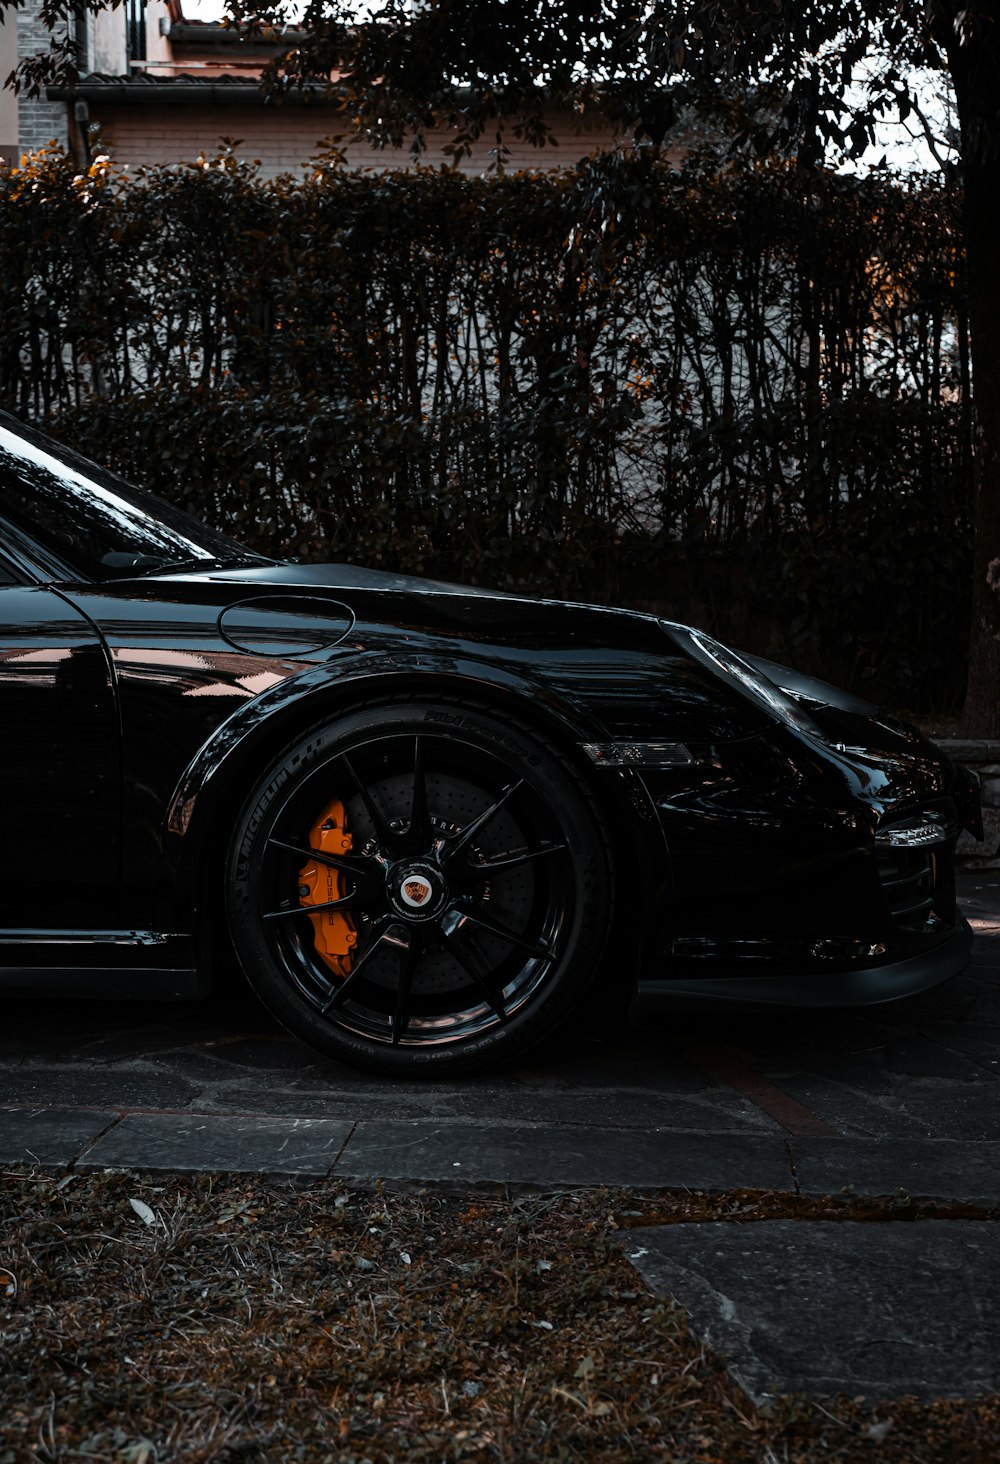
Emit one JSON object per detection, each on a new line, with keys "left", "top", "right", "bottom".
{"left": 0, "top": 410, "right": 981, "bottom": 1074}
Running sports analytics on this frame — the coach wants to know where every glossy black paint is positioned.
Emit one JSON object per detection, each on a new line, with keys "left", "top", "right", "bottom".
{"left": 0, "top": 585, "right": 119, "bottom": 929}
{"left": 0, "top": 409, "right": 978, "bottom": 1010}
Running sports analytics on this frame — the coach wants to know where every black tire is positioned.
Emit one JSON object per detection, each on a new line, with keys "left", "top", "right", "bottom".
{"left": 226, "top": 700, "right": 614, "bottom": 1076}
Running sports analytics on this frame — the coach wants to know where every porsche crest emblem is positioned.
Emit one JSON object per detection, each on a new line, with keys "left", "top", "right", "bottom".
{"left": 400, "top": 876, "right": 434, "bottom": 908}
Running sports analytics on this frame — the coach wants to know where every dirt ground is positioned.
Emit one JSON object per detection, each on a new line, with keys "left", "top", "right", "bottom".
{"left": 1, "top": 1170, "right": 997, "bottom": 1464}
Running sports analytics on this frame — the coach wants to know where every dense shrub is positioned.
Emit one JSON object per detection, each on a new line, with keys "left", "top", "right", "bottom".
{"left": 0, "top": 144, "right": 971, "bottom": 707}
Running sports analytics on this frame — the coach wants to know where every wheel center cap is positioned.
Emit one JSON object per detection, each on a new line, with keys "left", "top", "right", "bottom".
{"left": 388, "top": 861, "right": 447, "bottom": 920}
{"left": 401, "top": 875, "right": 433, "bottom": 909}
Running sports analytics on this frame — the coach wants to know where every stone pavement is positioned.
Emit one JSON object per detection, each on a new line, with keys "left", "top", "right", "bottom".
{"left": 625, "top": 1220, "right": 1000, "bottom": 1401}
{"left": 3, "top": 873, "right": 999, "bottom": 1401}
{"left": 2, "top": 872, "right": 998, "bottom": 1198}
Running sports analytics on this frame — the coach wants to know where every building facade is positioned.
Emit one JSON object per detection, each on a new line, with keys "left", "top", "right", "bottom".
{"left": 3, "top": 0, "right": 626, "bottom": 176}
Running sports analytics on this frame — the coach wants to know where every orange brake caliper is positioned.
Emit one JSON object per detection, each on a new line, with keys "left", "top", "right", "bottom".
{"left": 298, "top": 799, "right": 357, "bottom": 978}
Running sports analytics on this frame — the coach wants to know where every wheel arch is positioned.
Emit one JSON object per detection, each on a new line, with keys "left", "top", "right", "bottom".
{"left": 168, "top": 658, "right": 669, "bottom": 993}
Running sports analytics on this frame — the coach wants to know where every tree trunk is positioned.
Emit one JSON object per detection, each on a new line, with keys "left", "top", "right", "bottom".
{"left": 941, "top": 4, "right": 1000, "bottom": 734}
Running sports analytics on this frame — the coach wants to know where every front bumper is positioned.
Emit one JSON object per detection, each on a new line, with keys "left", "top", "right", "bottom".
{"left": 629, "top": 722, "right": 981, "bottom": 1008}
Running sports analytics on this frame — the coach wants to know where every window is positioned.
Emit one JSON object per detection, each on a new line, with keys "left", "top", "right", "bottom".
{"left": 126, "top": 0, "right": 146, "bottom": 64}
{"left": 0, "top": 556, "right": 19, "bottom": 586}
{"left": 0, "top": 417, "right": 262, "bottom": 582}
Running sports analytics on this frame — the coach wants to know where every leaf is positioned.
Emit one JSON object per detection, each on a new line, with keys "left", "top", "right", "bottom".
{"left": 122, "top": 1443, "right": 156, "bottom": 1464}
{"left": 128, "top": 1198, "right": 157, "bottom": 1227}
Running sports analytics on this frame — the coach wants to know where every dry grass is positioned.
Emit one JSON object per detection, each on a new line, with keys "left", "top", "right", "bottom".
{"left": 0, "top": 1170, "right": 996, "bottom": 1463}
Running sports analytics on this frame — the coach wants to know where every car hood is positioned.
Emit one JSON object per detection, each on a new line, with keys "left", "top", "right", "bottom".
{"left": 200, "top": 558, "right": 675, "bottom": 651}
{"left": 207, "top": 558, "right": 641, "bottom": 612}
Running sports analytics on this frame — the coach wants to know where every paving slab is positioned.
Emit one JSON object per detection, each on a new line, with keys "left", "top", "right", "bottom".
{"left": 789, "top": 1137, "right": 1000, "bottom": 1205}
{"left": 334, "top": 1121, "right": 796, "bottom": 1190}
{"left": 624, "top": 1220, "right": 1000, "bottom": 1401}
{"left": 0, "top": 1068, "right": 200, "bottom": 1110}
{"left": 205, "top": 1083, "right": 774, "bottom": 1133}
{"left": 0, "top": 1107, "right": 114, "bottom": 1168}
{"left": 79, "top": 1113, "right": 355, "bottom": 1176}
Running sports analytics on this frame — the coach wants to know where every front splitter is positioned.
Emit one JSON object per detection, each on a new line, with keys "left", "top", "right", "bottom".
{"left": 631, "top": 918, "right": 973, "bottom": 1013}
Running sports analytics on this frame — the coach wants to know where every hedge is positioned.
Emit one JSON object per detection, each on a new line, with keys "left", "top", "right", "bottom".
{"left": 0, "top": 142, "right": 971, "bottom": 708}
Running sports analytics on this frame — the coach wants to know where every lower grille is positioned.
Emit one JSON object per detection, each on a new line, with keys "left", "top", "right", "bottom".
{"left": 876, "top": 847, "right": 936, "bottom": 932}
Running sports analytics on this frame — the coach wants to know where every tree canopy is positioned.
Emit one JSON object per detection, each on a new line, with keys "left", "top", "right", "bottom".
{"left": 4, "top": 2, "right": 960, "bottom": 163}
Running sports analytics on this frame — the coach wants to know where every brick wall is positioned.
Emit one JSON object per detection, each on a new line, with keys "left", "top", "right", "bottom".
{"left": 16, "top": 0, "right": 70, "bottom": 155}
{"left": 89, "top": 104, "right": 625, "bottom": 177}
{"left": 0, "top": 15, "right": 18, "bottom": 161}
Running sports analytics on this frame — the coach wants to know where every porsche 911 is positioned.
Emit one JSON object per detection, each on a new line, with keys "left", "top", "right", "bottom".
{"left": 0, "top": 410, "right": 980, "bottom": 1074}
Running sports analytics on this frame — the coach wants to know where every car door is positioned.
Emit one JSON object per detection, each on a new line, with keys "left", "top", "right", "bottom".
{"left": 0, "top": 553, "right": 120, "bottom": 933}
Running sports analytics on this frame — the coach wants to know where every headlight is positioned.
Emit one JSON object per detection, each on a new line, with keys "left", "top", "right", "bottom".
{"left": 662, "top": 623, "right": 824, "bottom": 741}
{"left": 875, "top": 813, "right": 951, "bottom": 848}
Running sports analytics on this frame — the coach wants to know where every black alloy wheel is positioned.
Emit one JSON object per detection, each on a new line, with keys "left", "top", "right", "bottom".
{"left": 227, "top": 702, "right": 614, "bottom": 1075}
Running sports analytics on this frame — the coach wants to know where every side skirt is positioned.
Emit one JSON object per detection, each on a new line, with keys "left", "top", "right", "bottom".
{"left": 0, "top": 930, "right": 207, "bottom": 1000}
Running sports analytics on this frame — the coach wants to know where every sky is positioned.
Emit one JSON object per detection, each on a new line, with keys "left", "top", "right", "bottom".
{"left": 180, "top": 0, "right": 228, "bottom": 16}
{"left": 181, "top": 0, "right": 307, "bottom": 16}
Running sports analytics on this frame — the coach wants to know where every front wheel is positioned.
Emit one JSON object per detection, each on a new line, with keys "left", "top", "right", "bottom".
{"left": 226, "top": 701, "right": 614, "bottom": 1076}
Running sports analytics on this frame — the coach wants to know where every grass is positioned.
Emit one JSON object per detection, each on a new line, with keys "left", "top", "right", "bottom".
{"left": 1, "top": 1170, "right": 997, "bottom": 1463}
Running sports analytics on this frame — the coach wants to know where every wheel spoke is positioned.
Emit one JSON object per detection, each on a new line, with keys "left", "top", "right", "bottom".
{"left": 408, "top": 735, "right": 433, "bottom": 847}
{"left": 340, "top": 753, "right": 398, "bottom": 848}
{"left": 449, "top": 902, "right": 556, "bottom": 961}
{"left": 465, "top": 841, "right": 567, "bottom": 876}
{"left": 263, "top": 891, "right": 361, "bottom": 921}
{"left": 439, "top": 910, "right": 508, "bottom": 1022}
{"left": 390, "top": 926, "right": 417, "bottom": 1045}
{"left": 267, "top": 837, "right": 375, "bottom": 881}
{"left": 320, "top": 918, "right": 393, "bottom": 1014}
{"left": 442, "top": 780, "right": 525, "bottom": 867}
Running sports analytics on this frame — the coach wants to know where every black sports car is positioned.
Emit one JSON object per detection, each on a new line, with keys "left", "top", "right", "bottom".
{"left": 0, "top": 411, "right": 981, "bottom": 1074}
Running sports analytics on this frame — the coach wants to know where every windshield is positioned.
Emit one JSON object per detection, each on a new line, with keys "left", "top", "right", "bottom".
{"left": 0, "top": 413, "right": 265, "bottom": 581}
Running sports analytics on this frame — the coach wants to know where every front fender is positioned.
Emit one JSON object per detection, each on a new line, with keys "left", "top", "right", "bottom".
{"left": 166, "top": 648, "right": 613, "bottom": 838}
{"left": 164, "top": 649, "right": 669, "bottom": 988}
